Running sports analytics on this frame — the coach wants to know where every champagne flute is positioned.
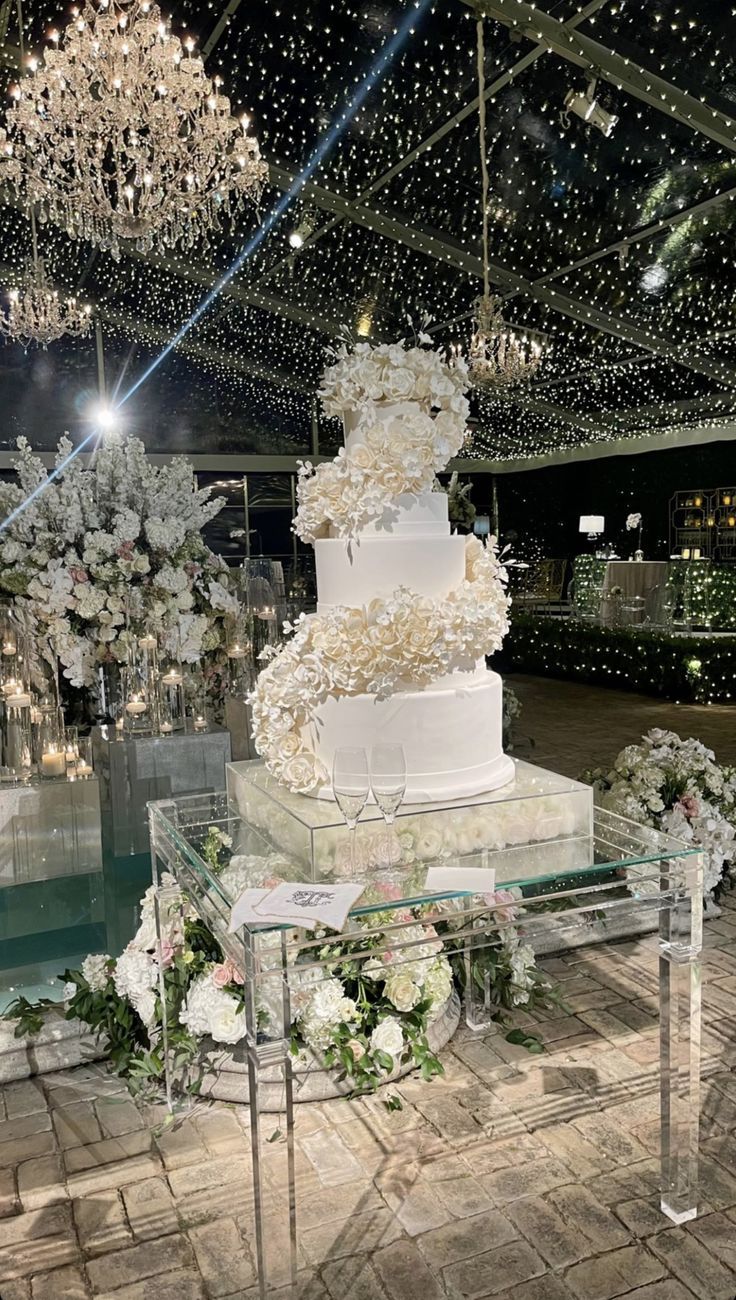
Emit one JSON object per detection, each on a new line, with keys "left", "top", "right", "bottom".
{"left": 370, "top": 744, "right": 407, "bottom": 826}
{"left": 332, "top": 747, "right": 369, "bottom": 877}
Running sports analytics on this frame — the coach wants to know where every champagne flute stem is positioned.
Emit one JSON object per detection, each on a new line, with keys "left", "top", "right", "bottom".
{"left": 350, "top": 821, "right": 356, "bottom": 876}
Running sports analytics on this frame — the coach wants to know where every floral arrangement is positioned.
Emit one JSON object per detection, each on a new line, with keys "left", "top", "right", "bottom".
{"left": 250, "top": 535, "right": 510, "bottom": 793}
{"left": 4, "top": 832, "right": 558, "bottom": 1099}
{"left": 295, "top": 337, "right": 470, "bottom": 543}
{"left": 0, "top": 434, "right": 237, "bottom": 686}
{"left": 626, "top": 512, "right": 642, "bottom": 531}
{"left": 583, "top": 728, "right": 736, "bottom": 898}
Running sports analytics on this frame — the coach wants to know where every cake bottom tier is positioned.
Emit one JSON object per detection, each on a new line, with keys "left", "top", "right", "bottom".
{"left": 302, "top": 668, "right": 514, "bottom": 803}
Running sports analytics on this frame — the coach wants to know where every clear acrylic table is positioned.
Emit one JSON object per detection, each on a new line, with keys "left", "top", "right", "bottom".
{"left": 149, "top": 790, "right": 702, "bottom": 1299}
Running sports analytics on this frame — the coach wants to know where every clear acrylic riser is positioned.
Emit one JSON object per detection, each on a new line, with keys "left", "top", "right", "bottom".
{"left": 91, "top": 722, "right": 232, "bottom": 858}
{"left": 149, "top": 788, "right": 703, "bottom": 1298}
{"left": 0, "top": 777, "right": 104, "bottom": 1008}
{"left": 226, "top": 757, "right": 594, "bottom": 881}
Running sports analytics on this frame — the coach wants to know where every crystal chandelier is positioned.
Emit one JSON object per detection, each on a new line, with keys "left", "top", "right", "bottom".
{"left": 468, "top": 14, "right": 548, "bottom": 389}
{"left": 469, "top": 293, "right": 546, "bottom": 389}
{"left": 0, "top": 0, "right": 268, "bottom": 260}
{"left": 0, "top": 216, "right": 92, "bottom": 349}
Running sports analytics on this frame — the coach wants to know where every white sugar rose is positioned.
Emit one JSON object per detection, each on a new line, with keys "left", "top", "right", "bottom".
{"left": 370, "top": 1017, "right": 404, "bottom": 1063}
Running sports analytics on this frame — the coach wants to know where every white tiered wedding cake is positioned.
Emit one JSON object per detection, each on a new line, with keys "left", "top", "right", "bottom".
{"left": 250, "top": 336, "right": 514, "bottom": 803}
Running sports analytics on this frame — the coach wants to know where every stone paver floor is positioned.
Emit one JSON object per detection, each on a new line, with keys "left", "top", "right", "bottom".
{"left": 2, "top": 894, "right": 736, "bottom": 1300}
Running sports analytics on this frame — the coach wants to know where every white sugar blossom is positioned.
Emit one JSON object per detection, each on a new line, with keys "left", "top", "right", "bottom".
{"left": 250, "top": 535, "right": 509, "bottom": 794}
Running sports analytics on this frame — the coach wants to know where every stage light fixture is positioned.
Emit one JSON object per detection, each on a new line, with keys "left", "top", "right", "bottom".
{"left": 288, "top": 211, "right": 316, "bottom": 250}
{"left": 562, "top": 78, "right": 618, "bottom": 137}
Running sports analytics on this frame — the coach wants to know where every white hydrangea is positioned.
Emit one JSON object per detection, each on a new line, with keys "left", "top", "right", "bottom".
{"left": 81, "top": 953, "right": 110, "bottom": 993}
{"left": 113, "top": 947, "right": 158, "bottom": 1025}
{"left": 179, "top": 970, "right": 246, "bottom": 1046}
{"left": 299, "top": 978, "right": 359, "bottom": 1053}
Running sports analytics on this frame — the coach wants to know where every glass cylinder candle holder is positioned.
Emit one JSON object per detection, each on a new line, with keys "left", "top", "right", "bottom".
{"left": 73, "top": 736, "right": 94, "bottom": 779}
{"left": 0, "top": 690, "right": 33, "bottom": 784}
{"left": 122, "top": 648, "right": 156, "bottom": 735}
{"left": 33, "top": 699, "right": 64, "bottom": 775}
{"left": 225, "top": 613, "right": 255, "bottom": 699}
{"left": 40, "top": 740, "right": 66, "bottom": 779}
{"left": 159, "top": 661, "right": 185, "bottom": 732}
{"left": 64, "top": 726, "right": 79, "bottom": 775}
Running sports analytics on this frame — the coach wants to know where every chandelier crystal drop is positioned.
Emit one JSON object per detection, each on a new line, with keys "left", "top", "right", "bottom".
{"left": 468, "top": 293, "right": 546, "bottom": 390}
{"left": 0, "top": 0, "right": 269, "bottom": 260}
{"left": 0, "top": 255, "right": 93, "bottom": 349}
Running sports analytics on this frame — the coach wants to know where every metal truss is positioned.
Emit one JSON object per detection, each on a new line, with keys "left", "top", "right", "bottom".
{"left": 470, "top": 0, "right": 736, "bottom": 153}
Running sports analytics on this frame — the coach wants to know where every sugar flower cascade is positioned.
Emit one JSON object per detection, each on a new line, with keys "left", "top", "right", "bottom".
{"left": 251, "top": 334, "right": 510, "bottom": 794}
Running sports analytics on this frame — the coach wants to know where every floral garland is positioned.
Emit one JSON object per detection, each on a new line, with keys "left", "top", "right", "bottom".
{"left": 4, "top": 836, "right": 558, "bottom": 1100}
{"left": 250, "top": 535, "right": 510, "bottom": 794}
{"left": 583, "top": 728, "right": 736, "bottom": 898}
{"left": 295, "top": 338, "right": 470, "bottom": 543}
{"left": 0, "top": 433, "right": 237, "bottom": 686}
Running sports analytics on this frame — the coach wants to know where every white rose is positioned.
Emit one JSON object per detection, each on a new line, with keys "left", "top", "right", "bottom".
{"left": 210, "top": 1002, "right": 247, "bottom": 1045}
{"left": 384, "top": 972, "right": 421, "bottom": 1012}
{"left": 370, "top": 1016, "right": 404, "bottom": 1062}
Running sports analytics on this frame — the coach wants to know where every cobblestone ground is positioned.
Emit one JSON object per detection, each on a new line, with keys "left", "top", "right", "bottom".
{"left": 1, "top": 895, "right": 736, "bottom": 1300}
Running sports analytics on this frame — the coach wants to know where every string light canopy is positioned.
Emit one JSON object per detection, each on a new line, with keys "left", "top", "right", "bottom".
{"left": 468, "top": 10, "right": 548, "bottom": 390}
{"left": 0, "top": 0, "right": 268, "bottom": 260}
{"left": 0, "top": 213, "right": 92, "bottom": 349}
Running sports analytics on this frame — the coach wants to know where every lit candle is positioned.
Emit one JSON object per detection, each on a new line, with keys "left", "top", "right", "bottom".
{"left": 125, "top": 695, "right": 147, "bottom": 715}
{"left": 138, "top": 634, "right": 157, "bottom": 650}
{"left": 115, "top": 716, "right": 125, "bottom": 732}
{"left": 227, "top": 643, "right": 248, "bottom": 659}
{"left": 162, "top": 669, "right": 183, "bottom": 685}
{"left": 75, "top": 762, "right": 93, "bottom": 777}
{"left": 1, "top": 640, "right": 16, "bottom": 656}
{"left": 2, "top": 679, "right": 19, "bottom": 695}
{"left": 193, "top": 715, "right": 207, "bottom": 732}
{"left": 693, "top": 548, "right": 701, "bottom": 559}
{"left": 682, "top": 548, "right": 691, "bottom": 560}
{"left": 5, "top": 693, "right": 31, "bottom": 708}
{"left": 160, "top": 721, "right": 174, "bottom": 734}
{"left": 41, "top": 747, "right": 66, "bottom": 777}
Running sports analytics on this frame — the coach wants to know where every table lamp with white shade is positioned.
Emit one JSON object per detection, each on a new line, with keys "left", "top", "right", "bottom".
{"left": 579, "top": 515, "right": 605, "bottom": 542}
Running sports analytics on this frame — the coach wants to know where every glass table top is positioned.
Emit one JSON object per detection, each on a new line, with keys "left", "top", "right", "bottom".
{"left": 150, "top": 791, "right": 699, "bottom": 934}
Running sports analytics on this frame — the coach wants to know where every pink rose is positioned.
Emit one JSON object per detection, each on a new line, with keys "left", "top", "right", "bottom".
{"left": 211, "top": 963, "right": 231, "bottom": 988}
{"left": 376, "top": 882, "right": 403, "bottom": 902}
{"left": 116, "top": 541, "right": 135, "bottom": 559}
{"left": 212, "top": 959, "right": 245, "bottom": 987}
{"left": 69, "top": 566, "right": 89, "bottom": 584}
{"left": 675, "top": 794, "right": 700, "bottom": 820}
{"left": 485, "top": 888, "right": 519, "bottom": 925}
{"left": 157, "top": 939, "right": 175, "bottom": 969}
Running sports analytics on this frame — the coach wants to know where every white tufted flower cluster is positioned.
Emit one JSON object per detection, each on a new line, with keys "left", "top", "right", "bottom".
{"left": 250, "top": 535, "right": 510, "bottom": 794}
{"left": 296, "top": 339, "right": 470, "bottom": 543}
{"left": 585, "top": 729, "right": 736, "bottom": 897}
{"left": 179, "top": 970, "right": 247, "bottom": 1046}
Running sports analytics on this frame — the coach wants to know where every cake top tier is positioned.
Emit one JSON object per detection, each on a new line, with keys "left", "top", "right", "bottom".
{"left": 294, "top": 339, "right": 470, "bottom": 547}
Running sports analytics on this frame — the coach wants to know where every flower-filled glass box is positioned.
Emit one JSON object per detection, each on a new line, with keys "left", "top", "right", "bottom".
{"left": 226, "top": 757, "right": 594, "bottom": 883}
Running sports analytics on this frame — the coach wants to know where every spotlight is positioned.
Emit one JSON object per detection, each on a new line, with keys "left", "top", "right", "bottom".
{"left": 287, "top": 210, "right": 315, "bottom": 249}
{"left": 562, "top": 78, "right": 618, "bottom": 137}
{"left": 89, "top": 401, "right": 119, "bottom": 431}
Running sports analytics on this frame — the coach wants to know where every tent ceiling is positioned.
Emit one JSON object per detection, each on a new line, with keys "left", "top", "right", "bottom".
{"left": 0, "top": 0, "right": 735, "bottom": 465}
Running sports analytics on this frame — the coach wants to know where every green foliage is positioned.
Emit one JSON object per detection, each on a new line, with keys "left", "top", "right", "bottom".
{"left": 500, "top": 612, "right": 736, "bottom": 704}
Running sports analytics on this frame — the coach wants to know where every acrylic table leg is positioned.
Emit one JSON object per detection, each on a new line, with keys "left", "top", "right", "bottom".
{"left": 659, "top": 859, "right": 702, "bottom": 1225}
{"left": 244, "top": 931, "right": 298, "bottom": 1298}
